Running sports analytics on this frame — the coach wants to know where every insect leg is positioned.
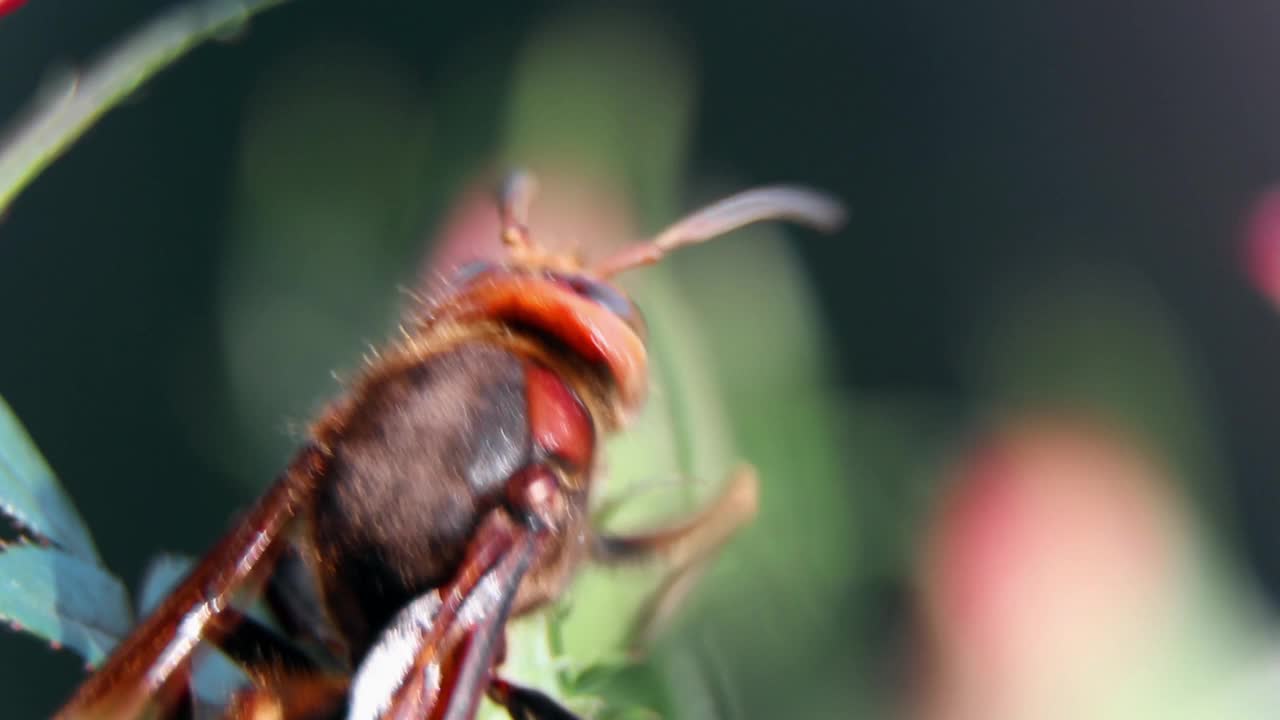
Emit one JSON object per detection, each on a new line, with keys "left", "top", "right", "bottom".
{"left": 207, "top": 605, "right": 323, "bottom": 676}
{"left": 55, "top": 445, "right": 330, "bottom": 720}
{"left": 486, "top": 677, "right": 583, "bottom": 720}
{"left": 221, "top": 673, "right": 349, "bottom": 720}
{"left": 498, "top": 170, "right": 538, "bottom": 250}
{"left": 359, "top": 466, "right": 573, "bottom": 720}
{"left": 590, "top": 465, "right": 759, "bottom": 650}
{"left": 348, "top": 511, "right": 535, "bottom": 720}
{"left": 435, "top": 543, "right": 530, "bottom": 720}
{"left": 256, "top": 541, "right": 351, "bottom": 665}
{"left": 445, "top": 584, "right": 583, "bottom": 720}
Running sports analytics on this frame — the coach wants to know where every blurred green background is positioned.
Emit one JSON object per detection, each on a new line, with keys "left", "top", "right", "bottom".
{"left": 4, "top": 1, "right": 1280, "bottom": 718}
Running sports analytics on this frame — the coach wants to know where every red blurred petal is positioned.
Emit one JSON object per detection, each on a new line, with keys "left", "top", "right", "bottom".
{"left": 0, "top": 0, "right": 27, "bottom": 17}
{"left": 416, "top": 181, "right": 507, "bottom": 297}
{"left": 1242, "top": 187, "right": 1280, "bottom": 303}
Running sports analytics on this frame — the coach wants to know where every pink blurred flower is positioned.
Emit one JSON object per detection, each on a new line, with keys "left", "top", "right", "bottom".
{"left": 1242, "top": 187, "right": 1280, "bottom": 304}
{"left": 916, "top": 417, "right": 1188, "bottom": 720}
{"left": 0, "top": 0, "right": 27, "bottom": 18}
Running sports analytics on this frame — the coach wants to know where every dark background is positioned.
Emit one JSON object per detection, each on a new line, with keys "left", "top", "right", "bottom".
{"left": 3, "top": 1, "right": 1280, "bottom": 717}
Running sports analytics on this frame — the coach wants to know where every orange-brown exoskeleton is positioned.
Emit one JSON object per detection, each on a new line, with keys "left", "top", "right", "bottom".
{"left": 54, "top": 172, "right": 845, "bottom": 719}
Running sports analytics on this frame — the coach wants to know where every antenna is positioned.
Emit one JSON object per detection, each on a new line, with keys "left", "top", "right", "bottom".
{"left": 593, "top": 186, "right": 846, "bottom": 278}
{"left": 497, "top": 170, "right": 539, "bottom": 253}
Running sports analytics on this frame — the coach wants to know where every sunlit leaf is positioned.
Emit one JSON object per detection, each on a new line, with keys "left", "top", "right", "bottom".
{"left": 663, "top": 233, "right": 863, "bottom": 718}
{"left": 0, "top": 544, "right": 130, "bottom": 666}
{"left": 568, "top": 655, "right": 671, "bottom": 719}
{"left": 0, "top": 395, "right": 99, "bottom": 564}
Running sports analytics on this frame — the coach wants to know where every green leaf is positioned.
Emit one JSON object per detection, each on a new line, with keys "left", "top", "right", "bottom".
{"left": 560, "top": 653, "right": 670, "bottom": 719}
{"left": 502, "top": 8, "right": 694, "bottom": 223}
{"left": 0, "top": 544, "right": 130, "bottom": 666}
{"left": 656, "top": 232, "right": 865, "bottom": 719}
{"left": 0, "top": 0, "right": 295, "bottom": 215}
{"left": 0, "top": 394, "right": 100, "bottom": 563}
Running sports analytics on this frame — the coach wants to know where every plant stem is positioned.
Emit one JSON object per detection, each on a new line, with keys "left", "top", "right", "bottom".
{"left": 0, "top": 0, "right": 294, "bottom": 216}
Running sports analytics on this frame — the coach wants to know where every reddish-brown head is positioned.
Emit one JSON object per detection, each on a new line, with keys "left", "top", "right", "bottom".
{"left": 440, "top": 171, "right": 846, "bottom": 422}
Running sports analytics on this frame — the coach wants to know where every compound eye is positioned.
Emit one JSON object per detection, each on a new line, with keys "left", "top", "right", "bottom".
{"left": 567, "top": 276, "right": 630, "bottom": 317}
{"left": 562, "top": 275, "right": 648, "bottom": 341}
{"left": 453, "top": 260, "right": 496, "bottom": 285}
